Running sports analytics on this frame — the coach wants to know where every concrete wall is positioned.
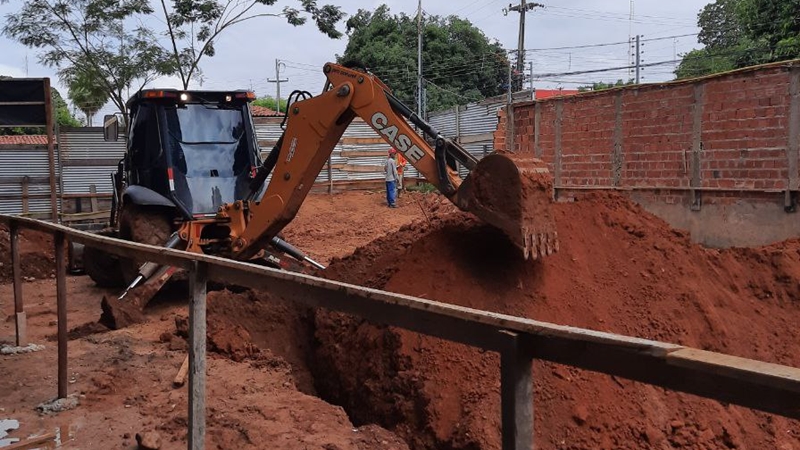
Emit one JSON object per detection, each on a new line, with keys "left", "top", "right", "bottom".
{"left": 495, "top": 60, "right": 800, "bottom": 248}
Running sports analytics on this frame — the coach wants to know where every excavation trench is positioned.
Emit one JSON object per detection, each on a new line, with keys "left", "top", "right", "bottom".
{"left": 197, "top": 193, "right": 800, "bottom": 450}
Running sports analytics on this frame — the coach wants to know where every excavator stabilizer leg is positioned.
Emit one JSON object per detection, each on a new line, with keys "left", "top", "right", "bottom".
{"left": 455, "top": 152, "right": 559, "bottom": 260}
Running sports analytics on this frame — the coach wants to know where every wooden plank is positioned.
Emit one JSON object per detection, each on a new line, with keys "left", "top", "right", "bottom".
{"left": 10, "top": 223, "right": 24, "bottom": 344}
{"left": 3, "top": 215, "right": 800, "bottom": 419}
{"left": 3, "top": 432, "right": 56, "bottom": 450}
{"left": 457, "top": 132, "right": 494, "bottom": 145}
{"left": 44, "top": 78, "right": 58, "bottom": 223}
{"left": 174, "top": 355, "right": 190, "bottom": 387}
{"left": 89, "top": 185, "right": 99, "bottom": 212}
{"left": 340, "top": 137, "right": 385, "bottom": 145}
{"left": 60, "top": 211, "right": 111, "bottom": 223}
{"left": 340, "top": 150, "right": 386, "bottom": 158}
{"left": 21, "top": 177, "right": 29, "bottom": 215}
{"left": 61, "top": 158, "right": 120, "bottom": 167}
{"left": 61, "top": 193, "right": 112, "bottom": 199}
{"left": 0, "top": 176, "right": 56, "bottom": 184}
{"left": 54, "top": 231, "right": 67, "bottom": 399}
{"left": 500, "top": 331, "right": 534, "bottom": 450}
{"left": 188, "top": 261, "right": 208, "bottom": 450}
{"left": 332, "top": 163, "right": 384, "bottom": 173}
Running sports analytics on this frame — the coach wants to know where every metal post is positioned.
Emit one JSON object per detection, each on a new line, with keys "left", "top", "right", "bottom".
{"left": 635, "top": 35, "right": 641, "bottom": 84}
{"left": 507, "top": 59, "right": 513, "bottom": 104}
{"left": 54, "top": 231, "right": 67, "bottom": 399}
{"left": 327, "top": 157, "right": 333, "bottom": 194}
{"left": 500, "top": 331, "right": 533, "bottom": 450}
{"left": 529, "top": 61, "right": 534, "bottom": 100}
{"left": 43, "top": 78, "right": 58, "bottom": 223}
{"left": 11, "top": 223, "right": 25, "bottom": 346}
{"left": 188, "top": 261, "right": 208, "bottom": 450}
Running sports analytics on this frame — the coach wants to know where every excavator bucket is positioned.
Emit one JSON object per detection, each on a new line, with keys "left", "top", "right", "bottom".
{"left": 455, "top": 152, "right": 559, "bottom": 260}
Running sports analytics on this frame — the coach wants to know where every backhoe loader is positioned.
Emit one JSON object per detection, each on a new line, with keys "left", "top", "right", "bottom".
{"left": 85, "top": 63, "right": 558, "bottom": 306}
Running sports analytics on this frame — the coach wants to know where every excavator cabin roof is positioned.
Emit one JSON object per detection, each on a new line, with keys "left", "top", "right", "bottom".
{"left": 126, "top": 89, "right": 256, "bottom": 112}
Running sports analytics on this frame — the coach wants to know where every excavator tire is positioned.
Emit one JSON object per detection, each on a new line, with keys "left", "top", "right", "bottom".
{"left": 118, "top": 204, "right": 174, "bottom": 284}
{"left": 83, "top": 229, "right": 126, "bottom": 288}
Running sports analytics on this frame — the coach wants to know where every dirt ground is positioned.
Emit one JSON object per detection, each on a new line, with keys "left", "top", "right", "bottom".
{"left": 3, "top": 188, "right": 800, "bottom": 450}
{"left": 0, "top": 190, "right": 428, "bottom": 449}
{"left": 314, "top": 193, "right": 800, "bottom": 450}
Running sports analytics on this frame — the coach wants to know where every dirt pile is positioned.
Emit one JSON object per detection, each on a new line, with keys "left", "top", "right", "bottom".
{"left": 313, "top": 192, "right": 800, "bottom": 450}
{"left": 0, "top": 224, "right": 56, "bottom": 283}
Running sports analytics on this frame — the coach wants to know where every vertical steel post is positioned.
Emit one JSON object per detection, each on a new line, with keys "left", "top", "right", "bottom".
{"left": 500, "top": 331, "right": 533, "bottom": 450}
{"left": 54, "top": 231, "right": 67, "bottom": 398}
{"left": 11, "top": 222, "right": 25, "bottom": 346}
{"left": 188, "top": 261, "right": 208, "bottom": 450}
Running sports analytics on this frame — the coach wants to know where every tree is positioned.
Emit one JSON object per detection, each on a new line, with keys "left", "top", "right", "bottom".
{"left": 252, "top": 96, "right": 287, "bottom": 111}
{"left": 160, "top": 0, "right": 344, "bottom": 89}
{"left": 3, "top": 1, "right": 345, "bottom": 115}
{"left": 63, "top": 63, "right": 108, "bottom": 126}
{"left": 3, "top": 1, "right": 173, "bottom": 116}
{"left": 738, "top": 0, "right": 800, "bottom": 61}
{"left": 339, "top": 5, "right": 509, "bottom": 113}
{"left": 676, "top": 0, "right": 800, "bottom": 79}
{"left": 577, "top": 79, "right": 632, "bottom": 92}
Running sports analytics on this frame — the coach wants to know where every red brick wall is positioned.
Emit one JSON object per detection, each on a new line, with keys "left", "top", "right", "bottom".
{"left": 495, "top": 62, "right": 800, "bottom": 196}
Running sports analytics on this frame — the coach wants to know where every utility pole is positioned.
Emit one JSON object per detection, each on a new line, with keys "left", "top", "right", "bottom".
{"left": 504, "top": 0, "right": 544, "bottom": 92}
{"left": 267, "top": 59, "right": 288, "bottom": 114}
{"left": 529, "top": 61, "right": 534, "bottom": 100}
{"left": 628, "top": 0, "right": 635, "bottom": 79}
{"left": 417, "top": 0, "right": 423, "bottom": 119}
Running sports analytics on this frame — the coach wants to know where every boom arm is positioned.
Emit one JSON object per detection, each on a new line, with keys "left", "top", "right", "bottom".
{"left": 221, "top": 63, "right": 480, "bottom": 260}
{"left": 221, "top": 62, "right": 558, "bottom": 262}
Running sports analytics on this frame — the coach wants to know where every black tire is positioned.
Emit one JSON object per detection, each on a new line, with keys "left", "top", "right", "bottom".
{"left": 118, "top": 204, "right": 175, "bottom": 283}
{"left": 83, "top": 244, "right": 126, "bottom": 287}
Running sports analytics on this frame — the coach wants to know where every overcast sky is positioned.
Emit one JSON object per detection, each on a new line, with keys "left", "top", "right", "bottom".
{"left": 0, "top": 0, "right": 710, "bottom": 119}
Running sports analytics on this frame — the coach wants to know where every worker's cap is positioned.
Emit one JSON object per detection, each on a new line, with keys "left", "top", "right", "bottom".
{"left": 389, "top": 148, "right": 397, "bottom": 155}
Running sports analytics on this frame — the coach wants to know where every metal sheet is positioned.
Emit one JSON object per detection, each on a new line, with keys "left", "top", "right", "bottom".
{"left": 0, "top": 146, "right": 58, "bottom": 215}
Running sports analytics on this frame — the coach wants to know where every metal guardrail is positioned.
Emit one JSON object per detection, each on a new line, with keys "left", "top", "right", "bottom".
{"left": 3, "top": 214, "right": 800, "bottom": 450}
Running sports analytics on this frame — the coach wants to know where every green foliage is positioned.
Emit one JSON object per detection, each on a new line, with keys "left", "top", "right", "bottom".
{"left": 63, "top": 62, "right": 108, "bottom": 126}
{"left": 677, "top": 0, "right": 800, "bottom": 79}
{"left": 3, "top": 0, "right": 345, "bottom": 115}
{"left": 162, "top": 1, "right": 345, "bottom": 89}
{"left": 0, "top": 86, "right": 81, "bottom": 135}
{"left": 252, "top": 96, "right": 288, "bottom": 112}
{"left": 405, "top": 182, "right": 436, "bottom": 193}
{"left": 577, "top": 79, "right": 632, "bottom": 92}
{"left": 339, "top": 5, "right": 509, "bottom": 113}
{"left": 3, "top": 0, "right": 173, "bottom": 115}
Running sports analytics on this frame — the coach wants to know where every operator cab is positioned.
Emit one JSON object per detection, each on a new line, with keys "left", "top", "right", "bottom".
{"left": 107, "top": 89, "right": 261, "bottom": 220}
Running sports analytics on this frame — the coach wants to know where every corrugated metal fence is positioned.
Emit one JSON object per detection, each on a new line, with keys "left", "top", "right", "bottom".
{"left": 254, "top": 116, "right": 422, "bottom": 187}
{"left": 428, "top": 96, "right": 508, "bottom": 178}
{"left": 0, "top": 142, "right": 59, "bottom": 217}
{"left": 2, "top": 103, "right": 508, "bottom": 219}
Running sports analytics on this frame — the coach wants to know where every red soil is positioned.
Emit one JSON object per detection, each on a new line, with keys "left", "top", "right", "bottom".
{"left": 0, "top": 224, "right": 56, "bottom": 283}
{"left": 313, "top": 192, "right": 800, "bottom": 450}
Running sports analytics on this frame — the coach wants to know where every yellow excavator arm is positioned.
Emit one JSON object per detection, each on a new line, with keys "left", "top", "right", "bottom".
{"left": 220, "top": 63, "right": 558, "bottom": 262}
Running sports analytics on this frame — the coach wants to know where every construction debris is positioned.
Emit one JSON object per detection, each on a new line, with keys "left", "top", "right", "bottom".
{"left": 0, "top": 343, "right": 44, "bottom": 355}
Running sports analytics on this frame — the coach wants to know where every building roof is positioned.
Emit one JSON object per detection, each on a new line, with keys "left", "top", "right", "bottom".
{"left": 250, "top": 105, "right": 283, "bottom": 117}
{"left": 0, "top": 135, "right": 51, "bottom": 145}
